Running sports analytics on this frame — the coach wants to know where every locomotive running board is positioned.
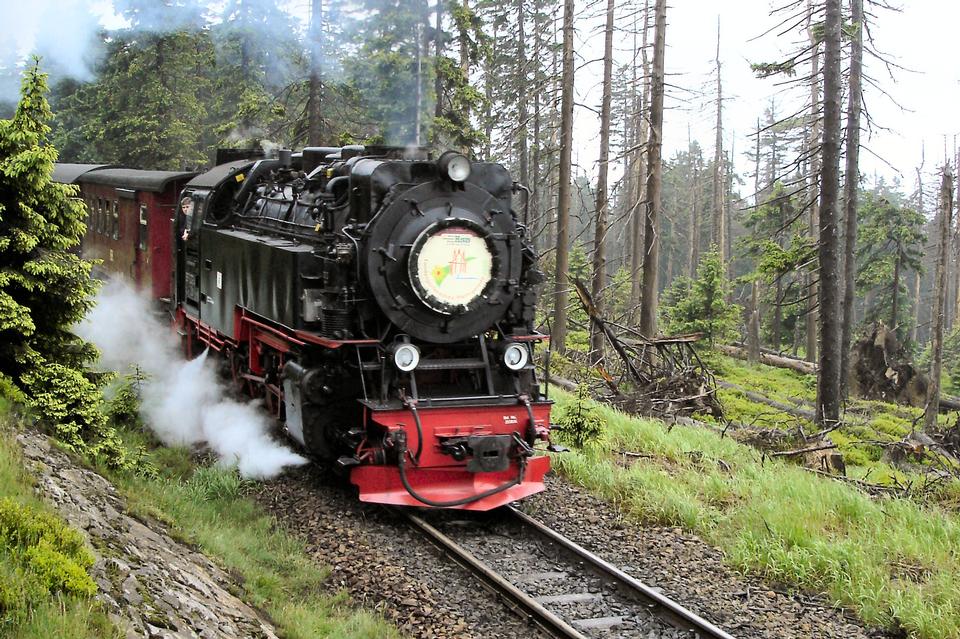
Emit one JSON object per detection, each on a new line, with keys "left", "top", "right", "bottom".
{"left": 351, "top": 457, "right": 550, "bottom": 511}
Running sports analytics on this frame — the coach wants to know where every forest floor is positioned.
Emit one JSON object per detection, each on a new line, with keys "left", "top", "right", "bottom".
{"left": 546, "top": 353, "right": 960, "bottom": 639}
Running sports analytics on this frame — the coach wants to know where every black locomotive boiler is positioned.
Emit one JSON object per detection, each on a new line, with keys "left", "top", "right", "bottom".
{"left": 174, "top": 145, "right": 554, "bottom": 509}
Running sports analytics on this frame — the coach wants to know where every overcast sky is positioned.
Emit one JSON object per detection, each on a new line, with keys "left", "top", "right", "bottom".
{"left": 569, "top": 0, "right": 960, "bottom": 197}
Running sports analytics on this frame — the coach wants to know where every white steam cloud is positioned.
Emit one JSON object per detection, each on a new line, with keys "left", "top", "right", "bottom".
{"left": 1, "top": 1, "right": 116, "bottom": 100}
{"left": 76, "top": 281, "right": 307, "bottom": 479}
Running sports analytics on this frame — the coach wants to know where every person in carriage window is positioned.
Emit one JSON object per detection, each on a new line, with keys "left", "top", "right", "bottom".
{"left": 179, "top": 196, "right": 194, "bottom": 241}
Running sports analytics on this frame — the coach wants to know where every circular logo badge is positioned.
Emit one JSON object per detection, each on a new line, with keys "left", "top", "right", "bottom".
{"left": 414, "top": 227, "right": 493, "bottom": 310}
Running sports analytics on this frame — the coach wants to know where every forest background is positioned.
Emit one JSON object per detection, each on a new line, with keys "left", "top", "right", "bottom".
{"left": 3, "top": 0, "right": 960, "bottom": 421}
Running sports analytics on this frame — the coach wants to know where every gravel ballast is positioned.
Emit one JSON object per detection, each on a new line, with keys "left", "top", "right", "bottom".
{"left": 258, "top": 464, "right": 895, "bottom": 638}
{"left": 517, "top": 476, "right": 894, "bottom": 639}
{"left": 255, "top": 465, "right": 546, "bottom": 639}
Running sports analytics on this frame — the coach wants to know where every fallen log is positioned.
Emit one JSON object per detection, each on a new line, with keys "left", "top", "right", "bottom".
{"left": 717, "top": 344, "right": 817, "bottom": 375}
{"left": 545, "top": 370, "right": 577, "bottom": 392}
{"left": 732, "top": 341, "right": 809, "bottom": 363}
{"left": 770, "top": 443, "right": 838, "bottom": 458}
{"left": 717, "top": 380, "right": 817, "bottom": 422}
{"left": 938, "top": 395, "right": 960, "bottom": 412}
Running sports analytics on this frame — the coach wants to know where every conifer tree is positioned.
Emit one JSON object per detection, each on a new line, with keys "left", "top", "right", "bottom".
{"left": 661, "top": 249, "right": 741, "bottom": 345}
{"left": 0, "top": 61, "right": 126, "bottom": 465}
{"left": 855, "top": 191, "right": 924, "bottom": 337}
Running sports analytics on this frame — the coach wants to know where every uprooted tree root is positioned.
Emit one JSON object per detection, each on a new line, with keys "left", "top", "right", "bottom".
{"left": 850, "top": 322, "right": 929, "bottom": 407}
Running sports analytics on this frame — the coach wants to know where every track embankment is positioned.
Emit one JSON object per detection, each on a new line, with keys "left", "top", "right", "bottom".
{"left": 17, "top": 429, "right": 279, "bottom": 639}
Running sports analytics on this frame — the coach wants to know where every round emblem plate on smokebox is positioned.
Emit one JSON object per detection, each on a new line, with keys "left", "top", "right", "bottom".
{"left": 411, "top": 226, "right": 494, "bottom": 313}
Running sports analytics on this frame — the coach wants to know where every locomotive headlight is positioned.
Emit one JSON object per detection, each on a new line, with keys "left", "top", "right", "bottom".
{"left": 392, "top": 343, "right": 421, "bottom": 372}
{"left": 502, "top": 343, "right": 529, "bottom": 371}
{"left": 438, "top": 151, "right": 471, "bottom": 182}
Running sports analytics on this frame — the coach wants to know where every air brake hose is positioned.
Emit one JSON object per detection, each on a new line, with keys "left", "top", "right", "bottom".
{"left": 405, "top": 400, "right": 424, "bottom": 464}
{"left": 395, "top": 432, "right": 527, "bottom": 508}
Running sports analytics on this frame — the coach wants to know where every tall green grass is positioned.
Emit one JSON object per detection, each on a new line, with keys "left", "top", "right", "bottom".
{"left": 551, "top": 390, "right": 960, "bottom": 638}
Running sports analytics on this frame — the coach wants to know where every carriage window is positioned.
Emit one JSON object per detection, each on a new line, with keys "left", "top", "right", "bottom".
{"left": 112, "top": 201, "right": 120, "bottom": 240}
{"left": 96, "top": 199, "right": 103, "bottom": 234}
{"left": 138, "top": 204, "right": 148, "bottom": 251}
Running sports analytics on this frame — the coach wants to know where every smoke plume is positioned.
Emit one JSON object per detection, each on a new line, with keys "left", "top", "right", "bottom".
{"left": 76, "top": 281, "right": 307, "bottom": 479}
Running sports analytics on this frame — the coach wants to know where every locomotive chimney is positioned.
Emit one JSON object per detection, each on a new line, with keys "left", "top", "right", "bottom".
{"left": 279, "top": 148, "right": 292, "bottom": 168}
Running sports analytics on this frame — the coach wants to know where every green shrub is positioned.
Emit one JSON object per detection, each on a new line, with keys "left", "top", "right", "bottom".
{"left": 0, "top": 497, "right": 97, "bottom": 627}
{"left": 554, "top": 385, "right": 605, "bottom": 449}
{"left": 106, "top": 368, "right": 147, "bottom": 428}
{"left": 20, "top": 360, "right": 131, "bottom": 472}
{"left": 0, "top": 374, "right": 26, "bottom": 408}
{"left": 24, "top": 538, "right": 97, "bottom": 597}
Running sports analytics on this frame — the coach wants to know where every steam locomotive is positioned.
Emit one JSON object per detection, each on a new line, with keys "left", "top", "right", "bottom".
{"left": 57, "top": 145, "right": 554, "bottom": 510}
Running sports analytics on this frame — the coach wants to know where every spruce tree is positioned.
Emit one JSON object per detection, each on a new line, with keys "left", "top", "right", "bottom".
{"left": 0, "top": 61, "right": 126, "bottom": 466}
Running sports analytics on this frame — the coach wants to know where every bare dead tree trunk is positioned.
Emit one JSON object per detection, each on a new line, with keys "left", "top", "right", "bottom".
{"left": 307, "top": 0, "right": 323, "bottom": 146}
{"left": 815, "top": 0, "right": 843, "bottom": 427}
{"left": 774, "top": 199, "right": 785, "bottom": 348}
{"left": 629, "top": 0, "right": 650, "bottom": 322}
{"left": 589, "top": 0, "right": 616, "bottom": 364}
{"left": 840, "top": 0, "right": 863, "bottom": 395}
{"left": 926, "top": 167, "right": 954, "bottom": 430}
{"left": 551, "top": 0, "right": 575, "bottom": 352}
{"left": 623, "top": 19, "right": 638, "bottom": 271}
{"left": 751, "top": 117, "right": 762, "bottom": 355}
{"left": 459, "top": 0, "right": 470, "bottom": 74}
{"left": 712, "top": 19, "right": 725, "bottom": 264}
{"left": 483, "top": 19, "right": 497, "bottom": 161}
{"left": 435, "top": 0, "right": 444, "bottom": 119}
{"left": 806, "top": 0, "right": 821, "bottom": 364}
{"left": 748, "top": 280, "right": 761, "bottom": 363}
{"left": 414, "top": 0, "right": 426, "bottom": 144}
{"left": 954, "top": 146, "right": 960, "bottom": 329}
{"left": 639, "top": 0, "right": 666, "bottom": 338}
{"left": 544, "top": 4, "right": 561, "bottom": 254}
{"left": 531, "top": 4, "right": 544, "bottom": 245}
{"left": 891, "top": 246, "right": 902, "bottom": 330}
{"left": 516, "top": 0, "right": 529, "bottom": 187}
{"left": 911, "top": 269, "right": 922, "bottom": 344}
{"left": 911, "top": 158, "right": 925, "bottom": 345}
{"left": 688, "top": 125, "right": 700, "bottom": 278}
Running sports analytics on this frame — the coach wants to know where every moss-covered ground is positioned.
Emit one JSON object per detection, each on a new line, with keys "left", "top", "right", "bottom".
{"left": 708, "top": 355, "right": 960, "bottom": 503}
{"left": 548, "top": 354, "right": 960, "bottom": 638}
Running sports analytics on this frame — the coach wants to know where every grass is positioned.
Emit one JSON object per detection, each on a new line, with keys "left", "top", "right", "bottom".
{"left": 96, "top": 426, "right": 399, "bottom": 639}
{"left": 0, "top": 398, "right": 119, "bottom": 639}
{"left": 550, "top": 386, "right": 960, "bottom": 638}
{"left": 709, "top": 355, "right": 960, "bottom": 500}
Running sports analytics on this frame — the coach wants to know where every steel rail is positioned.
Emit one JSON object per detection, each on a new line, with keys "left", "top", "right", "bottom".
{"left": 506, "top": 505, "right": 737, "bottom": 639}
{"left": 402, "top": 511, "right": 588, "bottom": 639}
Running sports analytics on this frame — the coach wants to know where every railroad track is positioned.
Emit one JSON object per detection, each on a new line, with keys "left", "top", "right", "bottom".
{"left": 403, "top": 505, "right": 736, "bottom": 639}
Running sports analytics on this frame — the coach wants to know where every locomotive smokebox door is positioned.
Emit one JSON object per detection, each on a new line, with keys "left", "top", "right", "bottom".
{"left": 465, "top": 435, "right": 513, "bottom": 473}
